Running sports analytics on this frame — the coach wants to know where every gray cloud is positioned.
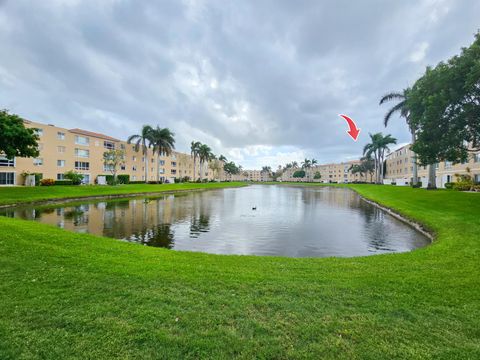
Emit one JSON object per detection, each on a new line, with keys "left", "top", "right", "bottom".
{"left": 0, "top": 0, "right": 479, "bottom": 168}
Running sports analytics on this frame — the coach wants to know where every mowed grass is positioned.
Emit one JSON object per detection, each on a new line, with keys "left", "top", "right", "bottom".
{"left": 0, "top": 182, "right": 247, "bottom": 206}
{"left": 0, "top": 184, "right": 479, "bottom": 359}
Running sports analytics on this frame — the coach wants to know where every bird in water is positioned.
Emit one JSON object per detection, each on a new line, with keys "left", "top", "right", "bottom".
{"left": 252, "top": 206, "right": 257, "bottom": 210}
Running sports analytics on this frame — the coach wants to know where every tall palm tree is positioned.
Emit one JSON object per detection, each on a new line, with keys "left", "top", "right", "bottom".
{"left": 261, "top": 166, "right": 272, "bottom": 174}
{"left": 198, "top": 144, "right": 213, "bottom": 181}
{"left": 218, "top": 155, "right": 227, "bottom": 162}
{"left": 363, "top": 132, "right": 397, "bottom": 184}
{"left": 311, "top": 159, "right": 318, "bottom": 166}
{"left": 301, "top": 158, "right": 312, "bottom": 169}
{"left": 150, "top": 127, "right": 175, "bottom": 183}
{"left": 191, "top": 141, "right": 201, "bottom": 181}
{"left": 380, "top": 89, "right": 419, "bottom": 186}
{"left": 291, "top": 161, "right": 299, "bottom": 169}
{"left": 128, "top": 125, "right": 154, "bottom": 182}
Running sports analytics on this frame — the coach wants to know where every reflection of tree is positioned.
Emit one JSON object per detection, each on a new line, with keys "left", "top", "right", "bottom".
{"left": 189, "top": 214, "right": 210, "bottom": 238}
{"left": 129, "top": 224, "right": 175, "bottom": 249}
{"left": 64, "top": 206, "right": 89, "bottom": 226}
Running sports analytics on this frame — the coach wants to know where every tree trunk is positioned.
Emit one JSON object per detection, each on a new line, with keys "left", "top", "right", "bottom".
{"left": 156, "top": 151, "right": 159, "bottom": 183}
{"left": 144, "top": 149, "right": 148, "bottom": 183}
{"left": 427, "top": 164, "right": 437, "bottom": 189}
{"left": 411, "top": 130, "right": 418, "bottom": 186}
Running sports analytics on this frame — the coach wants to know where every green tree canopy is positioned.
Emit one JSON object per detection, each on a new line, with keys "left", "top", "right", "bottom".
{"left": 0, "top": 110, "right": 39, "bottom": 159}
{"left": 293, "top": 170, "right": 306, "bottom": 178}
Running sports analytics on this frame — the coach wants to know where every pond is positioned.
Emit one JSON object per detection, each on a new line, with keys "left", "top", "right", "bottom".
{"left": 0, "top": 185, "right": 430, "bottom": 257}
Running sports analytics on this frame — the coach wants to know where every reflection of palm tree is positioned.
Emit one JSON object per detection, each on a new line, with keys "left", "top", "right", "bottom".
{"left": 190, "top": 214, "right": 210, "bottom": 238}
{"left": 130, "top": 224, "right": 175, "bottom": 248}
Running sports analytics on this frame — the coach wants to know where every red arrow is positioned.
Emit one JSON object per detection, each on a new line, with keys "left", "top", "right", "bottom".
{"left": 339, "top": 114, "right": 361, "bottom": 141}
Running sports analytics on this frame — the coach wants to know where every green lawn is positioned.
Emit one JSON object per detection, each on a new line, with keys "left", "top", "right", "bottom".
{"left": 0, "top": 182, "right": 247, "bottom": 206}
{"left": 0, "top": 184, "right": 479, "bottom": 359}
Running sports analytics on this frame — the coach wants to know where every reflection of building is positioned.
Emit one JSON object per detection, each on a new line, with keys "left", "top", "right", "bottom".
{"left": 384, "top": 144, "right": 480, "bottom": 188}
{"left": 280, "top": 160, "right": 371, "bottom": 183}
{"left": 0, "top": 119, "right": 222, "bottom": 185}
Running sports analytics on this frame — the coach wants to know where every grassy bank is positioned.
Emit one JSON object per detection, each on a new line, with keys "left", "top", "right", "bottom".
{"left": 0, "top": 182, "right": 247, "bottom": 206}
{"left": 0, "top": 184, "right": 479, "bottom": 359}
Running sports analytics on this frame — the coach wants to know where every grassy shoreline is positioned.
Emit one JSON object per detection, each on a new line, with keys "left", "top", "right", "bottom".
{"left": 0, "top": 182, "right": 247, "bottom": 207}
{"left": 0, "top": 184, "right": 479, "bottom": 359}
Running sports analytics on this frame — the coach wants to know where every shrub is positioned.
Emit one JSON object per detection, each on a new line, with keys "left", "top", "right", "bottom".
{"left": 40, "top": 178, "right": 55, "bottom": 186}
{"left": 129, "top": 181, "right": 146, "bottom": 184}
{"left": 453, "top": 181, "right": 473, "bottom": 191}
{"left": 54, "top": 180, "right": 73, "bottom": 186}
{"left": 117, "top": 174, "right": 130, "bottom": 184}
{"left": 391, "top": 182, "right": 397, "bottom": 186}
{"left": 64, "top": 171, "right": 83, "bottom": 185}
{"left": 196, "top": 178, "right": 202, "bottom": 183}
{"left": 411, "top": 181, "right": 422, "bottom": 188}
{"left": 444, "top": 182, "right": 454, "bottom": 189}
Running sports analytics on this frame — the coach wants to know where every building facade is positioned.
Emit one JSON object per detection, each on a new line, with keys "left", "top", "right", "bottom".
{"left": 0, "top": 120, "right": 219, "bottom": 185}
{"left": 384, "top": 144, "right": 480, "bottom": 188}
{"left": 280, "top": 160, "right": 371, "bottom": 183}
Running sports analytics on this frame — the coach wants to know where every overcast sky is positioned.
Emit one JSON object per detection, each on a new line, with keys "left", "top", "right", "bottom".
{"left": 1, "top": 0, "right": 478, "bottom": 169}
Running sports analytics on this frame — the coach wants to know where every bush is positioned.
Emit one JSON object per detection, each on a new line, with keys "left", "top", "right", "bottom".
{"left": 40, "top": 178, "right": 55, "bottom": 186}
{"left": 129, "top": 181, "right": 146, "bottom": 184}
{"left": 34, "top": 173, "right": 43, "bottom": 186}
{"left": 411, "top": 181, "right": 422, "bottom": 188}
{"left": 453, "top": 181, "right": 473, "bottom": 191}
{"left": 54, "top": 180, "right": 73, "bottom": 186}
{"left": 391, "top": 182, "right": 397, "bottom": 186}
{"left": 117, "top": 174, "right": 130, "bottom": 184}
{"left": 64, "top": 171, "right": 83, "bottom": 185}
{"left": 196, "top": 178, "right": 202, "bottom": 183}
{"left": 444, "top": 182, "right": 454, "bottom": 189}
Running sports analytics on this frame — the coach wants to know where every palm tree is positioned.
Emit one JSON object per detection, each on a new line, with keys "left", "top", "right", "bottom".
{"left": 261, "top": 166, "right": 272, "bottom": 174}
{"left": 218, "top": 154, "right": 227, "bottom": 162}
{"left": 150, "top": 127, "right": 175, "bottom": 183}
{"left": 191, "top": 141, "right": 201, "bottom": 181}
{"left": 380, "top": 89, "right": 419, "bottom": 186}
{"left": 128, "top": 125, "right": 154, "bottom": 182}
{"left": 291, "top": 161, "right": 299, "bottom": 169}
{"left": 311, "top": 159, "right": 318, "bottom": 166}
{"left": 198, "top": 144, "right": 213, "bottom": 181}
{"left": 301, "top": 158, "right": 312, "bottom": 169}
{"left": 363, "top": 133, "right": 397, "bottom": 184}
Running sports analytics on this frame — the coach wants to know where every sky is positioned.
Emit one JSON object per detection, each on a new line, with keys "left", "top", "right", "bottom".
{"left": 0, "top": 0, "right": 479, "bottom": 169}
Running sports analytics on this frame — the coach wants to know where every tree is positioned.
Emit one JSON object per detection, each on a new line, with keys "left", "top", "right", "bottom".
{"left": 103, "top": 149, "right": 126, "bottom": 185}
{"left": 150, "top": 127, "right": 175, "bottom": 182}
{"left": 408, "top": 32, "right": 480, "bottom": 189}
{"left": 363, "top": 133, "right": 397, "bottom": 184}
{"left": 313, "top": 171, "right": 321, "bottom": 179}
{"left": 380, "top": 89, "right": 419, "bottom": 186}
{"left": 64, "top": 170, "right": 84, "bottom": 185}
{"left": 293, "top": 170, "right": 306, "bottom": 178}
{"left": 223, "top": 161, "right": 240, "bottom": 177}
{"left": 191, "top": 141, "right": 201, "bottom": 181}
{"left": 127, "top": 125, "right": 154, "bottom": 182}
{"left": 198, "top": 144, "right": 214, "bottom": 181}
{"left": 218, "top": 155, "right": 227, "bottom": 162}
{"left": 261, "top": 166, "right": 272, "bottom": 174}
{"left": 0, "top": 110, "right": 39, "bottom": 159}
{"left": 301, "top": 158, "right": 312, "bottom": 169}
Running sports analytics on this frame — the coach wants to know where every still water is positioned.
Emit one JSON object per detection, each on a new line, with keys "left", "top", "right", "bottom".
{"left": 0, "top": 186, "right": 429, "bottom": 257}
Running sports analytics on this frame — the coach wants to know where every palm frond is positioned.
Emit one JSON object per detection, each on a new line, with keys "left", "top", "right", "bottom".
{"left": 379, "top": 92, "right": 405, "bottom": 105}
{"left": 384, "top": 101, "right": 406, "bottom": 127}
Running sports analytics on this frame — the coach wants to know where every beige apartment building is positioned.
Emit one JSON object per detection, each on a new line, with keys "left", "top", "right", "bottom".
{"left": 384, "top": 144, "right": 480, "bottom": 188}
{"left": 0, "top": 120, "right": 219, "bottom": 186}
{"left": 280, "top": 160, "right": 371, "bottom": 183}
{"left": 228, "top": 170, "right": 272, "bottom": 182}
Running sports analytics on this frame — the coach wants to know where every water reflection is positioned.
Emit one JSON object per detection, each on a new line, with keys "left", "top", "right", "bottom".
{"left": 0, "top": 186, "right": 430, "bottom": 257}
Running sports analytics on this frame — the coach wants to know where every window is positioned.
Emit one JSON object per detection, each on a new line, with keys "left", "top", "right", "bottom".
{"left": 57, "top": 160, "right": 65, "bottom": 167}
{"left": 132, "top": 175, "right": 136, "bottom": 181}
{"left": 475, "top": 153, "right": 480, "bottom": 163}
{"left": 159, "top": 168, "right": 165, "bottom": 174}
{"left": 435, "top": 163, "right": 439, "bottom": 170}
{"left": 120, "top": 165, "right": 126, "bottom": 171}
{"left": 120, "top": 144, "right": 125, "bottom": 150}
{"left": 151, "top": 158, "right": 155, "bottom": 163}
{"left": 57, "top": 146, "right": 66, "bottom": 153}
{"left": 75, "top": 149, "right": 90, "bottom": 158}
{"left": 0, "top": 172, "right": 15, "bottom": 185}
{"left": 75, "top": 161, "right": 89, "bottom": 170}
{"left": 57, "top": 173, "right": 65, "bottom": 180}
{"left": 75, "top": 135, "right": 89, "bottom": 146}
{"left": 104, "top": 141, "right": 115, "bottom": 150}
{"left": 33, "top": 158, "right": 43, "bottom": 166}
{"left": 159, "top": 160, "right": 165, "bottom": 166}
{"left": 171, "top": 169, "right": 177, "bottom": 174}
{"left": 103, "top": 164, "right": 115, "bottom": 172}
{"left": 445, "top": 161, "right": 452, "bottom": 169}
{"left": 0, "top": 156, "right": 15, "bottom": 167}
{"left": 34, "top": 128, "right": 43, "bottom": 137}
{"left": 132, "top": 166, "right": 137, "bottom": 171}
{"left": 171, "top": 161, "right": 177, "bottom": 167}
{"left": 132, "top": 156, "right": 137, "bottom": 161}
{"left": 57, "top": 132, "right": 65, "bottom": 140}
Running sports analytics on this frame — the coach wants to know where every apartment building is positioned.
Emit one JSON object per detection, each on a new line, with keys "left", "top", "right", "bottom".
{"left": 0, "top": 120, "right": 217, "bottom": 186}
{"left": 384, "top": 144, "right": 480, "bottom": 188}
{"left": 228, "top": 170, "right": 272, "bottom": 182}
{"left": 280, "top": 160, "right": 371, "bottom": 183}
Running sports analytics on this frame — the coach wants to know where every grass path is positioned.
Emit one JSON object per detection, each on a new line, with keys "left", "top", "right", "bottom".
{"left": 0, "top": 184, "right": 479, "bottom": 359}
